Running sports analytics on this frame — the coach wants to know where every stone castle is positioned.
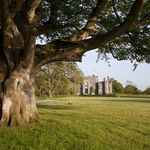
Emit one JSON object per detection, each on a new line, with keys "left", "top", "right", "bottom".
{"left": 78, "top": 75, "right": 112, "bottom": 95}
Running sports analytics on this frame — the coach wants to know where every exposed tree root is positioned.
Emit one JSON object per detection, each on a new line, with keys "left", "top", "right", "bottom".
{"left": 0, "top": 72, "right": 40, "bottom": 127}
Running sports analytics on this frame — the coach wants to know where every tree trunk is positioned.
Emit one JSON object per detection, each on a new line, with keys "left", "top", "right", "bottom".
{"left": 0, "top": 30, "right": 40, "bottom": 127}
{"left": 0, "top": 68, "right": 40, "bottom": 127}
{"left": 0, "top": 0, "right": 41, "bottom": 127}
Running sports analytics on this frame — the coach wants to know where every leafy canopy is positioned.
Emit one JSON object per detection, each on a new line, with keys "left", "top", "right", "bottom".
{"left": 38, "top": 0, "right": 150, "bottom": 65}
{"left": 0, "top": 0, "right": 150, "bottom": 68}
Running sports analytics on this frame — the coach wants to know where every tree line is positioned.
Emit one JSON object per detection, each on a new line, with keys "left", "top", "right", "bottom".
{"left": 34, "top": 63, "right": 150, "bottom": 97}
{"left": 112, "top": 80, "right": 150, "bottom": 95}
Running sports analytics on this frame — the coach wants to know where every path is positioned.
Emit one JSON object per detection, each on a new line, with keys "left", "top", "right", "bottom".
{"left": 36, "top": 99, "right": 61, "bottom": 103}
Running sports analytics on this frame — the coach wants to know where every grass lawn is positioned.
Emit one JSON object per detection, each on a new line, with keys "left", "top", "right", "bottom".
{"left": 0, "top": 96, "right": 150, "bottom": 150}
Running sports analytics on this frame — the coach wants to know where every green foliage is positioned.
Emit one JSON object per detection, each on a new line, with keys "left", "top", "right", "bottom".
{"left": 40, "top": 0, "right": 150, "bottom": 64}
{"left": 0, "top": 96, "right": 150, "bottom": 149}
{"left": 143, "top": 87, "right": 150, "bottom": 94}
{"left": 112, "top": 80, "right": 124, "bottom": 94}
{"left": 98, "top": 1, "right": 150, "bottom": 64}
{"left": 40, "top": 0, "right": 97, "bottom": 41}
{"left": 35, "top": 62, "right": 83, "bottom": 97}
{"left": 123, "top": 85, "right": 142, "bottom": 94}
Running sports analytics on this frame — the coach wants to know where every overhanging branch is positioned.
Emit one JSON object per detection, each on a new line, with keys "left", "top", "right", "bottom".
{"left": 35, "top": 23, "right": 79, "bottom": 36}
{"left": 35, "top": 0, "right": 107, "bottom": 38}
{"left": 68, "top": 0, "right": 108, "bottom": 41}
{"left": 35, "top": 0, "right": 144, "bottom": 67}
{"left": 138, "top": 12, "right": 150, "bottom": 26}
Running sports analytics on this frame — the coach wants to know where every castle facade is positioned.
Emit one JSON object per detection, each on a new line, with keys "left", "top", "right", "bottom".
{"left": 78, "top": 75, "right": 112, "bottom": 95}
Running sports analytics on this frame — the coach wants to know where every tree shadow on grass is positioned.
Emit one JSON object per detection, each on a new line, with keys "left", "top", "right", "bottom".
{"left": 37, "top": 104, "right": 81, "bottom": 110}
{"left": 106, "top": 99, "right": 150, "bottom": 104}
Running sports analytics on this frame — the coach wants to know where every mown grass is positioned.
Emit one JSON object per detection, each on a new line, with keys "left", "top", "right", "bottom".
{"left": 0, "top": 96, "right": 150, "bottom": 150}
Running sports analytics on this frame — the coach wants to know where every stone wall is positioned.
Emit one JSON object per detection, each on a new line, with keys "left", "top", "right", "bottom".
{"left": 78, "top": 75, "right": 112, "bottom": 95}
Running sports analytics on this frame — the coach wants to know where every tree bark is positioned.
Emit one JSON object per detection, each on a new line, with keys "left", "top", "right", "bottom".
{"left": 0, "top": 0, "right": 40, "bottom": 127}
{"left": 0, "top": 67, "right": 40, "bottom": 127}
{"left": 0, "top": 32, "right": 40, "bottom": 127}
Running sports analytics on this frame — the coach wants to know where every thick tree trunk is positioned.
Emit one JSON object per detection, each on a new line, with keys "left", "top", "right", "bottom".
{"left": 0, "top": 68, "right": 40, "bottom": 127}
{"left": 0, "top": 29, "right": 40, "bottom": 127}
{"left": 0, "top": 0, "right": 42, "bottom": 127}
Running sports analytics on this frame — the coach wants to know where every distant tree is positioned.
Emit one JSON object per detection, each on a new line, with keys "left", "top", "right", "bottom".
{"left": 35, "top": 62, "right": 83, "bottom": 97}
{"left": 143, "top": 87, "right": 150, "bottom": 94}
{"left": 126, "top": 80, "right": 137, "bottom": 87}
{"left": 123, "top": 85, "right": 141, "bottom": 94}
{"left": 112, "top": 80, "right": 124, "bottom": 94}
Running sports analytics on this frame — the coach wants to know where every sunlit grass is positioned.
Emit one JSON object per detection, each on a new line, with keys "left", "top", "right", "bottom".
{"left": 0, "top": 96, "right": 150, "bottom": 150}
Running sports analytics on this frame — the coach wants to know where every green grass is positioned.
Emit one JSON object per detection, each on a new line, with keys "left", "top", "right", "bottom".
{"left": 117, "top": 94, "right": 150, "bottom": 98}
{"left": 0, "top": 96, "right": 150, "bottom": 150}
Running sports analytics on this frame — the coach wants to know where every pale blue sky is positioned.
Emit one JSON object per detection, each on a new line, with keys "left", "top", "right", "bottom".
{"left": 77, "top": 50, "right": 150, "bottom": 91}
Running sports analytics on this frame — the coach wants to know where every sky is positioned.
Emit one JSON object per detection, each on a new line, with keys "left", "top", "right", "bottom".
{"left": 77, "top": 50, "right": 150, "bottom": 91}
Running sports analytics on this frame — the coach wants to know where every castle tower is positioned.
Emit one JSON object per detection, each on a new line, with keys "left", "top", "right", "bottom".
{"left": 77, "top": 75, "right": 112, "bottom": 95}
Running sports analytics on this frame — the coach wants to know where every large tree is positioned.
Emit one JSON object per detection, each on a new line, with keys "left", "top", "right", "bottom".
{"left": 0, "top": 0, "right": 149, "bottom": 127}
{"left": 35, "top": 62, "right": 83, "bottom": 96}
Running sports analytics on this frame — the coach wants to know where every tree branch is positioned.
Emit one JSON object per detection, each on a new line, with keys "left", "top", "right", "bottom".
{"left": 9, "top": 0, "right": 25, "bottom": 16}
{"left": 84, "top": 0, "right": 108, "bottom": 31}
{"left": 35, "top": 0, "right": 144, "bottom": 67}
{"left": 68, "top": 0, "right": 108, "bottom": 41}
{"left": 35, "top": 0, "right": 67, "bottom": 35}
{"left": 112, "top": 0, "right": 122, "bottom": 23}
{"left": 35, "top": 23, "right": 79, "bottom": 36}
{"left": 14, "top": 0, "right": 41, "bottom": 34}
{"left": 35, "top": 0, "right": 107, "bottom": 37}
{"left": 138, "top": 12, "right": 150, "bottom": 26}
{"left": 13, "top": 1, "right": 41, "bottom": 72}
{"left": 20, "top": 0, "right": 41, "bottom": 24}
